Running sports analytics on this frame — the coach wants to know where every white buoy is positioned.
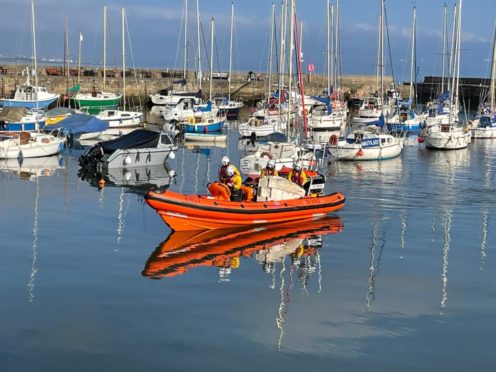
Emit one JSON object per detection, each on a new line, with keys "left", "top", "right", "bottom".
{"left": 124, "top": 155, "right": 132, "bottom": 165}
{"left": 168, "top": 169, "right": 176, "bottom": 177}
{"left": 168, "top": 152, "right": 176, "bottom": 160}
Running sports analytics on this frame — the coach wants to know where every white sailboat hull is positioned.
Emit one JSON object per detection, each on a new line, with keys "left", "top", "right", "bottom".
{"left": 0, "top": 133, "right": 65, "bottom": 159}
{"left": 424, "top": 125, "right": 471, "bottom": 150}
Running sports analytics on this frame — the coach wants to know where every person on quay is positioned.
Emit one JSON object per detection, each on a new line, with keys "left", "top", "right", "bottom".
{"left": 226, "top": 165, "right": 243, "bottom": 201}
{"left": 261, "top": 159, "right": 279, "bottom": 177}
{"left": 287, "top": 161, "right": 307, "bottom": 187}
{"left": 218, "top": 156, "right": 240, "bottom": 184}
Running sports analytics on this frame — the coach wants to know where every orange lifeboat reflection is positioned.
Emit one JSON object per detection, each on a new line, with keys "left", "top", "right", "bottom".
{"left": 142, "top": 216, "right": 343, "bottom": 279}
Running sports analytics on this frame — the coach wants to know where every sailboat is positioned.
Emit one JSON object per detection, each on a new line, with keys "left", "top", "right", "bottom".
{"left": 70, "top": 5, "right": 122, "bottom": 114}
{"left": 329, "top": 0, "right": 404, "bottom": 161}
{"left": 387, "top": 7, "right": 426, "bottom": 134}
{"left": 0, "top": 1, "right": 65, "bottom": 159}
{"left": 424, "top": 0, "right": 471, "bottom": 150}
{"left": 470, "top": 22, "right": 496, "bottom": 138}
{"left": 211, "top": 2, "right": 244, "bottom": 119}
{"left": 95, "top": 8, "right": 143, "bottom": 131}
{"left": 149, "top": 0, "right": 202, "bottom": 106}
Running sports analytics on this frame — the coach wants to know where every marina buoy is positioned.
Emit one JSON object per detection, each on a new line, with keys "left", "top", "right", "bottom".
{"left": 357, "top": 149, "right": 364, "bottom": 157}
{"left": 168, "top": 169, "right": 176, "bottom": 177}
{"left": 124, "top": 155, "right": 132, "bottom": 165}
{"left": 417, "top": 136, "right": 425, "bottom": 143}
{"left": 98, "top": 179, "right": 105, "bottom": 188}
{"left": 169, "top": 152, "right": 176, "bottom": 160}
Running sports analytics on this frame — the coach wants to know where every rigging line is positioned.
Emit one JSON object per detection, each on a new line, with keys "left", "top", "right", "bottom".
{"left": 173, "top": 2, "right": 186, "bottom": 74}
{"left": 124, "top": 13, "right": 142, "bottom": 108}
{"left": 384, "top": 5, "right": 396, "bottom": 86}
{"left": 200, "top": 21, "right": 211, "bottom": 75}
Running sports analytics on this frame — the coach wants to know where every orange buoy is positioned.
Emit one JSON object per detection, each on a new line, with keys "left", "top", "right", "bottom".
{"left": 357, "top": 149, "right": 364, "bottom": 157}
{"left": 98, "top": 178, "right": 106, "bottom": 188}
{"left": 417, "top": 136, "right": 425, "bottom": 143}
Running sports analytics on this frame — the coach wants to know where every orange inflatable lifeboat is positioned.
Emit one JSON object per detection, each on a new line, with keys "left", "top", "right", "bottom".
{"left": 144, "top": 184, "right": 345, "bottom": 231}
{"left": 142, "top": 217, "right": 343, "bottom": 278}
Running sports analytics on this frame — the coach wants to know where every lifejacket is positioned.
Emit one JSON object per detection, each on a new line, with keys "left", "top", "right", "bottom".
{"left": 218, "top": 165, "right": 229, "bottom": 183}
{"left": 261, "top": 167, "right": 277, "bottom": 177}
{"left": 289, "top": 170, "right": 306, "bottom": 186}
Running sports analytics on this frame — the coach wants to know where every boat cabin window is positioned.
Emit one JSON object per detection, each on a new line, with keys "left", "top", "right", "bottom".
{"left": 441, "top": 125, "right": 450, "bottom": 133}
{"left": 161, "top": 134, "right": 172, "bottom": 145}
{"left": 381, "top": 138, "right": 386, "bottom": 144}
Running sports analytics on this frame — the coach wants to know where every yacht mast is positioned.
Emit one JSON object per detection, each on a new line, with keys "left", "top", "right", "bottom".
{"left": 286, "top": 0, "right": 295, "bottom": 130}
{"left": 448, "top": 4, "right": 457, "bottom": 97}
{"left": 229, "top": 2, "right": 235, "bottom": 101}
{"left": 103, "top": 5, "right": 107, "bottom": 90}
{"left": 122, "top": 8, "right": 126, "bottom": 110}
{"left": 454, "top": 0, "right": 462, "bottom": 117}
{"left": 330, "top": 4, "right": 334, "bottom": 89}
{"left": 409, "top": 7, "right": 416, "bottom": 100}
{"left": 31, "top": 0, "right": 38, "bottom": 131}
{"left": 441, "top": 3, "right": 447, "bottom": 93}
{"left": 278, "top": 1, "right": 286, "bottom": 118}
{"left": 326, "top": 0, "right": 330, "bottom": 95}
{"left": 335, "top": 0, "right": 340, "bottom": 91}
{"left": 267, "top": 3, "right": 275, "bottom": 104}
{"left": 196, "top": 0, "right": 202, "bottom": 90}
{"left": 65, "top": 16, "right": 69, "bottom": 95}
{"left": 78, "top": 32, "right": 83, "bottom": 86}
{"left": 209, "top": 17, "right": 214, "bottom": 101}
{"left": 490, "top": 23, "right": 496, "bottom": 112}
{"left": 183, "top": 0, "right": 188, "bottom": 80}
{"left": 380, "top": 0, "right": 385, "bottom": 101}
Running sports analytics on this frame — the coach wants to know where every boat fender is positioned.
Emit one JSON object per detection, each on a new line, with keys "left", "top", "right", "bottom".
{"left": 357, "top": 148, "right": 364, "bottom": 157}
{"left": 188, "top": 116, "right": 195, "bottom": 124}
{"left": 124, "top": 155, "right": 132, "bottom": 165}
{"left": 329, "top": 134, "right": 338, "bottom": 146}
{"left": 260, "top": 151, "right": 272, "bottom": 159}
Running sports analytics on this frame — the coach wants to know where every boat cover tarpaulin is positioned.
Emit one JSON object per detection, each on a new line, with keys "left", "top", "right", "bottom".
{"left": 0, "top": 107, "right": 26, "bottom": 122}
{"left": 48, "top": 114, "right": 108, "bottom": 134}
{"left": 100, "top": 129, "right": 159, "bottom": 153}
{"left": 47, "top": 107, "right": 75, "bottom": 117}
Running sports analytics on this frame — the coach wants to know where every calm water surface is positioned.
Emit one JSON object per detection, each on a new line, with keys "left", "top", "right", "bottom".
{"left": 1, "top": 115, "right": 495, "bottom": 371}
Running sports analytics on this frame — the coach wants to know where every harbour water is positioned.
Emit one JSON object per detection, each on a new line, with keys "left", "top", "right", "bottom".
{"left": 1, "top": 113, "right": 495, "bottom": 371}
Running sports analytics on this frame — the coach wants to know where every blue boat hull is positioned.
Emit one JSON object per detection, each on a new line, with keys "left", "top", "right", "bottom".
{"left": 1, "top": 120, "right": 47, "bottom": 131}
{"left": 387, "top": 123, "right": 421, "bottom": 134}
{"left": 0, "top": 97, "right": 58, "bottom": 109}
{"left": 183, "top": 120, "right": 224, "bottom": 133}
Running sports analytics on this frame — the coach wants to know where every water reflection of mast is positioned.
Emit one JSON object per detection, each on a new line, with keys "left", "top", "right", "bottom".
{"left": 116, "top": 187, "right": 127, "bottom": 244}
{"left": 480, "top": 208, "right": 488, "bottom": 267}
{"left": 440, "top": 209, "right": 452, "bottom": 309}
{"left": 276, "top": 257, "right": 292, "bottom": 351}
{"left": 27, "top": 177, "right": 40, "bottom": 303}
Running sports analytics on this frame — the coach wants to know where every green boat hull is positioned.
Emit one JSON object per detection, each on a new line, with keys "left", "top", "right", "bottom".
{"left": 70, "top": 95, "right": 122, "bottom": 114}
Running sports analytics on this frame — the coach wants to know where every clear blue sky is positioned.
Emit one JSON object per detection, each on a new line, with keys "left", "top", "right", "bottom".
{"left": 0, "top": 0, "right": 494, "bottom": 78}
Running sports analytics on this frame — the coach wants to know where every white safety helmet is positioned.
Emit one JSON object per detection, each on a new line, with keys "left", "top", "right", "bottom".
{"left": 226, "top": 165, "right": 235, "bottom": 177}
{"left": 267, "top": 159, "right": 276, "bottom": 169}
{"left": 222, "top": 156, "right": 230, "bottom": 166}
{"left": 293, "top": 161, "right": 302, "bottom": 171}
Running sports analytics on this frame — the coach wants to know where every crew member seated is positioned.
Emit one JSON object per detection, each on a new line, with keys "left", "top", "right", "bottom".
{"left": 218, "top": 156, "right": 240, "bottom": 184}
{"left": 261, "top": 159, "right": 278, "bottom": 177}
{"left": 287, "top": 162, "right": 307, "bottom": 187}
{"left": 226, "top": 165, "right": 243, "bottom": 201}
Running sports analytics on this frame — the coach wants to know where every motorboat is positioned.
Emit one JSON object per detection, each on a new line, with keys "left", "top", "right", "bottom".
{"left": 79, "top": 129, "right": 177, "bottom": 170}
{"left": 238, "top": 116, "right": 286, "bottom": 138}
{"left": 70, "top": 91, "right": 122, "bottom": 114}
{"left": 45, "top": 113, "right": 109, "bottom": 141}
{"left": 0, "top": 131, "right": 65, "bottom": 159}
{"left": 0, "top": 69, "right": 58, "bottom": 109}
{"left": 0, "top": 107, "right": 46, "bottom": 131}
{"left": 145, "top": 181, "right": 345, "bottom": 231}
{"left": 95, "top": 109, "right": 143, "bottom": 129}
{"left": 150, "top": 88, "right": 202, "bottom": 106}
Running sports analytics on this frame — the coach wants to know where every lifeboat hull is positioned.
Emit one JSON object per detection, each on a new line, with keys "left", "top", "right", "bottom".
{"left": 145, "top": 189, "right": 346, "bottom": 231}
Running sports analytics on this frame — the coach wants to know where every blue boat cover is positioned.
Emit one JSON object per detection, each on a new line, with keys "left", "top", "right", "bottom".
{"left": 438, "top": 92, "right": 449, "bottom": 103}
{"left": 48, "top": 113, "right": 108, "bottom": 134}
{"left": 310, "top": 96, "right": 332, "bottom": 113}
{"left": 197, "top": 101, "right": 212, "bottom": 112}
{"left": 366, "top": 114, "right": 385, "bottom": 127}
